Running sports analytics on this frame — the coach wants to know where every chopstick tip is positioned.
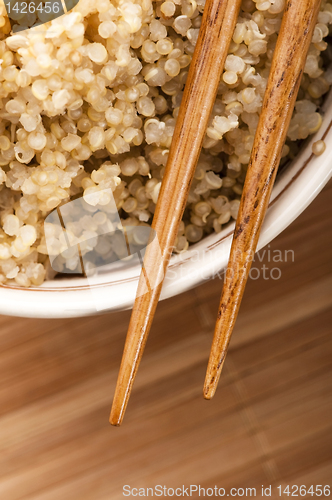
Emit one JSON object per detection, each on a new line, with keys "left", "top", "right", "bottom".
{"left": 203, "top": 354, "right": 226, "bottom": 400}
{"left": 110, "top": 421, "right": 121, "bottom": 427}
{"left": 203, "top": 378, "right": 217, "bottom": 400}
{"left": 109, "top": 405, "right": 124, "bottom": 427}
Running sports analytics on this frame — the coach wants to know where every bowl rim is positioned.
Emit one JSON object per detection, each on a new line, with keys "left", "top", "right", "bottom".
{"left": 1, "top": 93, "right": 332, "bottom": 318}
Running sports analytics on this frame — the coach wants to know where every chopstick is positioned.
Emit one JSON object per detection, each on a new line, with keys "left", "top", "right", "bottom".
{"left": 110, "top": 0, "right": 242, "bottom": 426}
{"left": 204, "top": 0, "right": 322, "bottom": 400}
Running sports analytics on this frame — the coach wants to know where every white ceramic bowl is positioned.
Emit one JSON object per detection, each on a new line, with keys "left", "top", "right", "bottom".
{"left": 2, "top": 92, "right": 332, "bottom": 319}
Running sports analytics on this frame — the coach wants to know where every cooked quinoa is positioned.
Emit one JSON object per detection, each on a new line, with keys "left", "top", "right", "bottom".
{"left": 0, "top": 0, "right": 331, "bottom": 286}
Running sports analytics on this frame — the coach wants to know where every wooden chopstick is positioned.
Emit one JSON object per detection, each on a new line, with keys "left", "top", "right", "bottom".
{"left": 110, "top": 0, "right": 242, "bottom": 426}
{"left": 204, "top": 0, "right": 322, "bottom": 400}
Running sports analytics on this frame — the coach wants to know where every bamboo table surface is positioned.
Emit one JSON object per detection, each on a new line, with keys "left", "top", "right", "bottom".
{"left": 0, "top": 180, "right": 331, "bottom": 500}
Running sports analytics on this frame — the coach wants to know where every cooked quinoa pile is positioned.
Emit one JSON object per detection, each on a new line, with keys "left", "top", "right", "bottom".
{"left": 0, "top": 0, "right": 331, "bottom": 286}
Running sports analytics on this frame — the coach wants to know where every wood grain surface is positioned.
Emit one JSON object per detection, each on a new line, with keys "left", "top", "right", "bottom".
{"left": 0, "top": 180, "right": 331, "bottom": 499}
